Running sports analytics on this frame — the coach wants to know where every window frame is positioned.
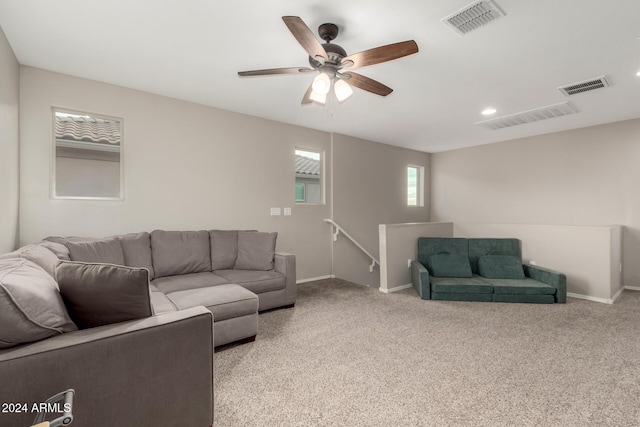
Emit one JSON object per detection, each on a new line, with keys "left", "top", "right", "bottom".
{"left": 294, "top": 147, "right": 325, "bottom": 205}
{"left": 51, "top": 107, "right": 125, "bottom": 201}
{"left": 407, "top": 165, "right": 424, "bottom": 207}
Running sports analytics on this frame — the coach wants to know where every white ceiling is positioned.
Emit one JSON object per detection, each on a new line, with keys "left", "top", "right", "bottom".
{"left": 1, "top": 0, "right": 640, "bottom": 153}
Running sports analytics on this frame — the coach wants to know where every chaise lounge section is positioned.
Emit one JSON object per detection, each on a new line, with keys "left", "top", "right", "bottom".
{"left": 411, "top": 237, "right": 566, "bottom": 303}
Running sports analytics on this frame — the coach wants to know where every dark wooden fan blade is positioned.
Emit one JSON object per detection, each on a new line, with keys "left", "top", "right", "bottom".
{"left": 342, "top": 40, "right": 418, "bottom": 69}
{"left": 282, "top": 16, "right": 328, "bottom": 61}
{"left": 342, "top": 72, "right": 393, "bottom": 96}
{"left": 238, "top": 67, "right": 314, "bottom": 77}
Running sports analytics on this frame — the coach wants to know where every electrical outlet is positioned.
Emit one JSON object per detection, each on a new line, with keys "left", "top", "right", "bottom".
{"left": 408, "top": 259, "right": 412, "bottom": 268}
{"left": 284, "top": 207, "right": 292, "bottom": 216}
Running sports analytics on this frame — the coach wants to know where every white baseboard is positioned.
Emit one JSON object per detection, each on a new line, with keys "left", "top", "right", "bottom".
{"left": 379, "top": 283, "right": 413, "bottom": 294}
{"left": 297, "top": 275, "right": 335, "bottom": 284}
{"left": 625, "top": 286, "right": 640, "bottom": 292}
{"left": 567, "top": 292, "right": 614, "bottom": 305}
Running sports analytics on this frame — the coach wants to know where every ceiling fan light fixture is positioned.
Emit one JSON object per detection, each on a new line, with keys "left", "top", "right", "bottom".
{"left": 309, "top": 89, "right": 327, "bottom": 105}
{"left": 312, "top": 72, "right": 331, "bottom": 95}
{"left": 334, "top": 79, "right": 353, "bottom": 102}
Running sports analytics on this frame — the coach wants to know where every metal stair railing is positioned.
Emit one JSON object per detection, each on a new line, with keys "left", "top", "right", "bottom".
{"left": 324, "top": 218, "right": 380, "bottom": 273}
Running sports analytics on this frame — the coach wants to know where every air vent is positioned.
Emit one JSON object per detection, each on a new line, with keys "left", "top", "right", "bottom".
{"left": 476, "top": 102, "right": 578, "bottom": 130}
{"left": 558, "top": 76, "right": 609, "bottom": 96}
{"left": 442, "top": 0, "right": 505, "bottom": 35}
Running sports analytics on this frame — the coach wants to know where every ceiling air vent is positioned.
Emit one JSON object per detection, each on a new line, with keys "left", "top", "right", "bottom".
{"left": 558, "top": 76, "right": 609, "bottom": 96}
{"left": 442, "top": 0, "right": 505, "bottom": 35}
{"left": 476, "top": 102, "right": 578, "bottom": 130}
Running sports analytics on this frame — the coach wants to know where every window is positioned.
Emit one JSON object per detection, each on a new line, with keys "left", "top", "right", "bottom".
{"left": 295, "top": 149, "right": 323, "bottom": 204}
{"left": 52, "top": 108, "right": 123, "bottom": 200}
{"left": 407, "top": 165, "right": 424, "bottom": 207}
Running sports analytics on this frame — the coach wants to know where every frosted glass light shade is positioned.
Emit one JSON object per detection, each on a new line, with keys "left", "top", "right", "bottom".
{"left": 334, "top": 79, "right": 353, "bottom": 103}
{"left": 312, "top": 72, "right": 331, "bottom": 95}
{"left": 309, "top": 90, "right": 327, "bottom": 105}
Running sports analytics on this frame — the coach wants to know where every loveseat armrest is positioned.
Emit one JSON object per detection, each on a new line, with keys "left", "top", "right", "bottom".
{"left": 275, "top": 252, "right": 297, "bottom": 306}
{"left": 411, "top": 260, "right": 431, "bottom": 300}
{"left": 0, "top": 307, "right": 214, "bottom": 427}
{"left": 523, "top": 264, "right": 567, "bottom": 303}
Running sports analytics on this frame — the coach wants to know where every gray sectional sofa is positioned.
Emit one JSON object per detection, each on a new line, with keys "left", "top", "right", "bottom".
{"left": 412, "top": 237, "right": 566, "bottom": 304}
{"left": 0, "top": 229, "right": 296, "bottom": 427}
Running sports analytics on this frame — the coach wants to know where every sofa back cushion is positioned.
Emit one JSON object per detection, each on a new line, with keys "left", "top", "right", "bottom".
{"left": 478, "top": 255, "right": 525, "bottom": 279}
{"left": 10, "top": 244, "right": 61, "bottom": 278}
{"left": 468, "top": 238, "right": 521, "bottom": 274}
{"left": 118, "top": 232, "right": 155, "bottom": 279}
{"left": 0, "top": 259, "right": 77, "bottom": 348}
{"left": 428, "top": 253, "right": 473, "bottom": 278}
{"left": 151, "top": 230, "right": 211, "bottom": 278}
{"left": 210, "top": 230, "right": 238, "bottom": 270}
{"left": 56, "top": 261, "right": 152, "bottom": 329}
{"left": 39, "top": 240, "right": 71, "bottom": 261}
{"left": 66, "top": 237, "right": 125, "bottom": 265}
{"left": 235, "top": 231, "right": 277, "bottom": 271}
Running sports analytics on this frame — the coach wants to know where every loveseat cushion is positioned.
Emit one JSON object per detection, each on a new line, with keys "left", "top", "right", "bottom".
{"left": 151, "top": 230, "right": 211, "bottom": 278}
{"left": 430, "top": 276, "right": 494, "bottom": 294}
{"left": 489, "top": 278, "right": 556, "bottom": 295}
{"left": 0, "top": 259, "right": 77, "bottom": 348}
{"left": 152, "top": 272, "right": 229, "bottom": 294}
{"left": 234, "top": 231, "right": 277, "bottom": 271}
{"left": 213, "top": 269, "right": 285, "bottom": 294}
{"left": 119, "top": 232, "right": 155, "bottom": 279}
{"left": 56, "top": 261, "right": 152, "bottom": 329}
{"left": 66, "top": 237, "right": 125, "bottom": 265}
{"left": 428, "top": 253, "right": 473, "bottom": 278}
{"left": 210, "top": 230, "right": 239, "bottom": 270}
{"left": 478, "top": 255, "right": 525, "bottom": 279}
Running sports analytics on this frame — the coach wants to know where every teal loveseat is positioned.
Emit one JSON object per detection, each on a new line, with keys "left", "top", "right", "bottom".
{"left": 411, "top": 238, "right": 566, "bottom": 304}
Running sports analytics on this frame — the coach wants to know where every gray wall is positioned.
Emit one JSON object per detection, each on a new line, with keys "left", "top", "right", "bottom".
{"left": 332, "top": 133, "right": 430, "bottom": 287}
{"left": 431, "top": 118, "right": 640, "bottom": 288}
{"left": 18, "top": 66, "right": 431, "bottom": 284}
{"left": 0, "top": 26, "right": 19, "bottom": 253}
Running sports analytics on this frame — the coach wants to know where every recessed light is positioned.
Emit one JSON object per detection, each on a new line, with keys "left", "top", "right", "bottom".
{"left": 636, "top": 70, "right": 640, "bottom": 77}
{"left": 481, "top": 108, "right": 497, "bottom": 116}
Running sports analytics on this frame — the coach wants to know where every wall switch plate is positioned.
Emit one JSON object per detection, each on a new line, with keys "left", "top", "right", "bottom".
{"left": 270, "top": 207, "right": 281, "bottom": 216}
{"left": 284, "top": 207, "right": 292, "bottom": 216}
{"left": 408, "top": 259, "right": 412, "bottom": 268}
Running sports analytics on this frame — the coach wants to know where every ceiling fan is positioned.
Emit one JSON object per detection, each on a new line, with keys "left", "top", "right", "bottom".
{"left": 238, "top": 16, "right": 419, "bottom": 105}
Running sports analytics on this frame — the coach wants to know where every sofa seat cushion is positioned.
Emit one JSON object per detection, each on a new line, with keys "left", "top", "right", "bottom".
{"left": 152, "top": 272, "right": 229, "bottom": 294}
{"left": 213, "top": 269, "right": 285, "bottom": 294}
{"left": 488, "top": 278, "right": 556, "bottom": 295}
{"left": 430, "top": 276, "right": 494, "bottom": 294}
{"left": 149, "top": 290, "right": 178, "bottom": 314}
{"left": 0, "top": 259, "right": 77, "bottom": 348}
{"left": 166, "top": 284, "right": 258, "bottom": 322}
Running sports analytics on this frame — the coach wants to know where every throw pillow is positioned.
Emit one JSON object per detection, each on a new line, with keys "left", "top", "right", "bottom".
{"left": 56, "top": 261, "right": 152, "bottom": 329}
{"left": 235, "top": 231, "right": 277, "bottom": 271}
{"left": 0, "top": 259, "right": 77, "bottom": 349}
{"left": 428, "top": 253, "right": 473, "bottom": 278}
{"left": 478, "top": 255, "right": 525, "bottom": 279}
{"left": 66, "top": 237, "right": 125, "bottom": 265}
{"left": 15, "top": 244, "right": 61, "bottom": 278}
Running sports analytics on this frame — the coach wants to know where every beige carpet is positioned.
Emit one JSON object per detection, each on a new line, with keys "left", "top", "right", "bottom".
{"left": 214, "top": 279, "right": 640, "bottom": 426}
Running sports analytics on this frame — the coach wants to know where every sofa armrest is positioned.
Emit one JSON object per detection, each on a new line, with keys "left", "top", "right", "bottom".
{"left": 275, "top": 252, "right": 296, "bottom": 306}
{"left": 523, "top": 264, "right": 567, "bottom": 303}
{"left": 0, "top": 307, "right": 214, "bottom": 427}
{"left": 411, "top": 261, "right": 431, "bottom": 300}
